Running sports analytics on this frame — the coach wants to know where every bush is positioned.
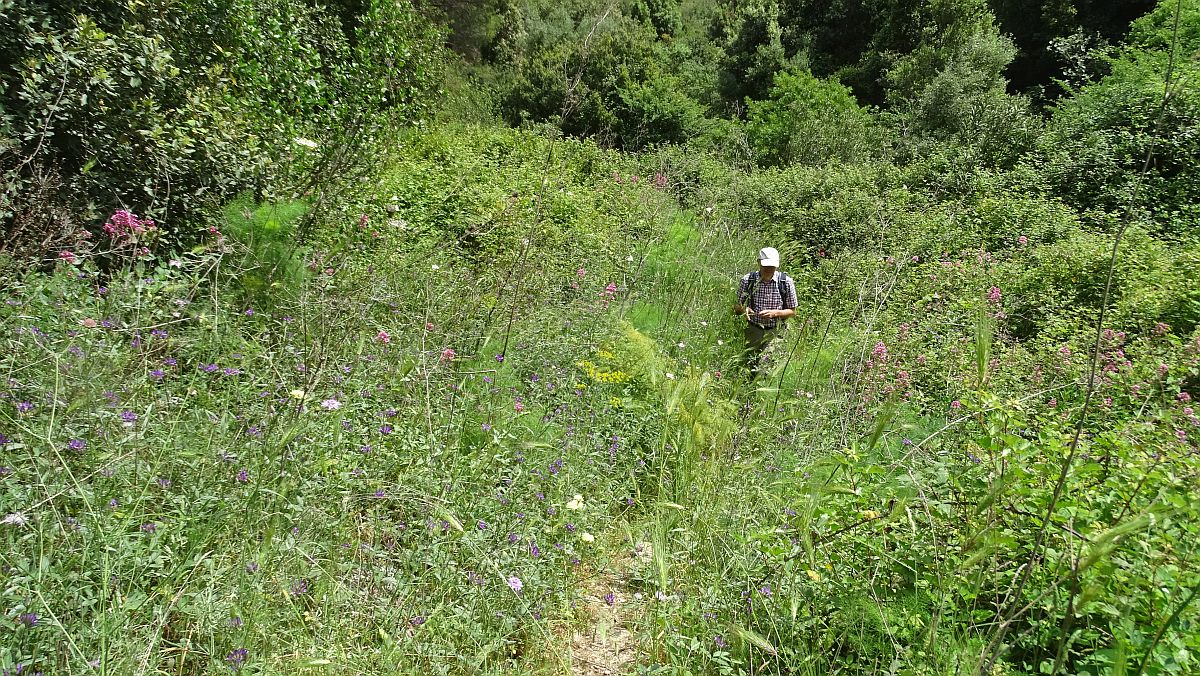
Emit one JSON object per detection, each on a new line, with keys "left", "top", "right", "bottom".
{"left": 745, "top": 68, "right": 884, "bottom": 167}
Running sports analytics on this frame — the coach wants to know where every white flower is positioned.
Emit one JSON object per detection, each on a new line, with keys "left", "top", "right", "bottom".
{"left": 293, "top": 137, "right": 319, "bottom": 149}
{"left": 289, "top": 389, "right": 306, "bottom": 400}
{"left": 717, "top": 340, "right": 724, "bottom": 346}
{"left": 431, "top": 264, "right": 440, "bottom": 271}
{"left": 565, "top": 494, "right": 584, "bottom": 510}
{"left": 665, "top": 372, "right": 675, "bottom": 380}
{"left": 626, "top": 255, "right": 634, "bottom": 262}
{"left": 700, "top": 321, "right": 708, "bottom": 327}
{"left": 320, "top": 399, "right": 341, "bottom": 411}
{"left": 2, "top": 512, "right": 29, "bottom": 527}
{"left": 677, "top": 342, "right": 685, "bottom": 349}
{"left": 580, "top": 532, "right": 595, "bottom": 543}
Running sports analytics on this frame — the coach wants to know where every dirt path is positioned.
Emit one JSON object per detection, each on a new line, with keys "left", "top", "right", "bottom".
{"left": 568, "top": 549, "right": 643, "bottom": 675}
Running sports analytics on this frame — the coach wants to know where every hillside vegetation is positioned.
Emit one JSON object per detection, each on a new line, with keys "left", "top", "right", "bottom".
{"left": 2, "top": 0, "right": 1199, "bottom": 674}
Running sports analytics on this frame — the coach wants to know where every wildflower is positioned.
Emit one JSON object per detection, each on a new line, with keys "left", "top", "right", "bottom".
{"left": 409, "top": 615, "right": 426, "bottom": 627}
{"left": 1154, "top": 322, "right": 1171, "bottom": 336}
{"left": 120, "top": 410, "right": 137, "bottom": 424}
{"left": 245, "top": 562, "right": 259, "bottom": 573}
{"left": 236, "top": 470, "right": 249, "bottom": 483}
{"left": 431, "top": 264, "right": 440, "bottom": 271}
{"left": 68, "top": 439, "right": 85, "bottom": 451}
{"left": 225, "top": 648, "right": 248, "bottom": 669}
{"left": 759, "top": 584, "right": 772, "bottom": 597}
{"left": 481, "top": 423, "right": 492, "bottom": 432}
{"left": 150, "top": 369, "right": 165, "bottom": 380}
{"left": 514, "top": 401, "right": 525, "bottom": 413}
{"left": 290, "top": 579, "right": 309, "bottom": 597}
{"left": 380, "top": 424, "right": 393, "bottom": 434}
{"left": 987, "top": 286, "right": 1002, "bottom": 303}
{"left": 530, "top": 541, "right": 540, "bottom": 558}
{"left": 140, "top": 522, "right": 157, "bottom": 533}
{"left": 81, "top": 318, "right": 98, "bottom": 328}
{"left": 714, "top": 635, "right": 728, "bottom": 649}
{"left": 293, "top": 137, "right": 318, "bottom": 149}
{"left": 604, "top": 592, "right": 616, "bottom": 606}
{"left": 1017, "top": 235, "right": 1029, "bottom": 246}
{"left": 2, "top": 512, "right": 30, "bottom": 527}
{"left": 16, "top": 401, "right": 33, "bottom": 413}
{"left": 440, "top": 347, "right": 456, "bottom": 362}
{"left": 18, "top": 612, "right": 38, "bottom": 627}
{"left": 376, "top": 330, "right": 390, "bottom": 344}
{"left": 580, "top": 532, "right": 594, "bottom": 543}
{"left": 506, "top": 576, "right": 523, "bottom": 593}
{"left": 1180, "top": 392, "right": 1193, "bottom": 403}
{"left": 565, "top": 494, "right": 583, "bottom": 510}
{"left": 289, "top": 389, "right": 306, "bottom": 400}
{"left": 806, "top": 569, "right": 822, "bottom": 582}
{"left": 495, "top": 353, "right": 505, "bottom": 363}
{"left": 665, "top": 372, "right": 675, "bottom": 380}
{"left": 320, "top": 399, "right": 341, "bottom": 411}
{"left": 244, "top": 308, "right": 254, "bottom": 316}
{"left": 477, "top": 520, "right": 487, "bottom": 531}
{"left": 950, "top": 400, "right": 962, "bottom": 410}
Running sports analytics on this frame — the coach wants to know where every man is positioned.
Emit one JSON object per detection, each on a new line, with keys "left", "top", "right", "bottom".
{"left": 733, "top": 247, "right": 797, "bottom": 375}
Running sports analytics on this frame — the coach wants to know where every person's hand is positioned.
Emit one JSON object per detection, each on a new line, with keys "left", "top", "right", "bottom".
{"left": 733, "top": 304, "right": 746, "bottom": 316}
{"left": 757, "top": 309, "right": 779, "bottom": 319}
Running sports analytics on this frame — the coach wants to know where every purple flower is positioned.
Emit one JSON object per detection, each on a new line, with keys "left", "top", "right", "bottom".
{"left": 379, "top": 424, "right": 393, "bottom": 434}
{"left": 236, "top": 470, "right": 249, "bottom": 483}
{"left": 225, "top": 648, "right": 248, "bottom": 668}
{"left": 202, "top": 363, "right": 219, "bottom": 373}
{"left": 244, "top": 308, "right": 254, "bottom": 316}
{"left": 481, "top": 423, "right": 492, "bottom": 432}
{"left": 506, "top": 576, "right": 523, "bottom": 593}
{"left": 163, "top": 357, "right": 177, "bottom": 366}
{"left": 150, "top": 369, "right": 165, "bottom": 380}
{"left": 714, "top": 635, "right": 728, "bottom": 649}
{"left": 156, "top": 477, "right": 172, "bottom": 489}
{"left": 604, "top": 592, "right": 615, "bottom": 606}
{"left": 530, "top": 541, "right": 540, "bottom": 558}
{"left": 120, "top": 410, "right": 137, "bottom": 423}
{"left": 495, "top": 354, "right": 505, "bottom": 363}
{"left": 477, "top": 520, "right": 487, "bottom": 531}
{"left": 759, "top": 584, "right": 772, "bottom": 597}
{"left": 68, "top": 439, "right": 86, "bottom": 451}
{"left": 409, "top": 615, "right": 426, "bottom": 626}
{"left": 18, "top": 612, "right": 38, "bottom": 627}
{"left": 289, "top": 579, "right": 309, "bottom": 597}
{"left": 140, "top": 522, "right": 157, "bottom": 533}
{"left": 245, "top": 562, "right": 259, "bottom": 573}
{"left": 16, "top": 401, "right": 33, "bottom": 413}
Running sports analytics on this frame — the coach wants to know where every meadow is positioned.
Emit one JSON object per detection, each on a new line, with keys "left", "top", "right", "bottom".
{"left": 2, "top": 124, "right": 1197, "bottom": 674}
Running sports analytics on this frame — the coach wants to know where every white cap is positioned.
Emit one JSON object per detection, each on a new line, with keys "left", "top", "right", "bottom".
{"left": 758, "top": 247, "right": 780, "bottom": 267}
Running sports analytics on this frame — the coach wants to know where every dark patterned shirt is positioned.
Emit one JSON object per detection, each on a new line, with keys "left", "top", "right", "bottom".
{"left": 738, "top": 272, "right": 797, "bottom": 329}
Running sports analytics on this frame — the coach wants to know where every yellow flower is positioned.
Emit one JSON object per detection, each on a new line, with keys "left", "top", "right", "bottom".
{"left": 289, "top": 389, "right": 306, "bottom": 400}
{"left": 862, "top": 510, "right": 881, "bottom": 520}
{"left": 580, "top": 532, "right": 595, "bottom": 543}
{"left": 566, "top": 494, "right": 584, "bottom": 510}
{"left": 806, "top": 569, "right": 822, "bottom": 582}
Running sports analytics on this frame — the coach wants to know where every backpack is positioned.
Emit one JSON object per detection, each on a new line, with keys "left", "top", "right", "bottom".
{"left": 744, "top": 270, "right": 794, "bottom": 312}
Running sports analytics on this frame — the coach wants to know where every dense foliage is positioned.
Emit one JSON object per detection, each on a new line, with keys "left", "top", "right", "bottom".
{"left": 3, "top": 0, "right": 1199, "bottom": 673}
{"left": 0, "top": 0, "right": 444, "bottom": 261}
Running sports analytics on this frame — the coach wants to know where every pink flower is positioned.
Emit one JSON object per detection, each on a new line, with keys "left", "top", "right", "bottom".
{"left": 59, "top": 250, "right": 78, "bottom": 264}
{"left": 950, "top": 400, "right": 962, "bottom": 410}
{"left": 1017, "top": 235, "right": 1029, "bottom": 246}
{"left": 1048, "top": 398, "right": 1057, "bottom": 408}
{"left": 1179, "top": 392, "right": 1192, "bottom": 403}
{"left": 1157, "top": 364, "right": 1169, "bottom": 377}
{"left": 514, "top": 401, "right": 525, "bottom": 413}
{"left": 440, "top": 348, "right": 456, "bottom": 362}
{"left": 425, "top": 322, "right": 435, "bottom": 331}
{"left": 376, "top": 330, "right": 390, "bottom": 344}
{"left": 576, "top": 267, "right": 587, "bottom": 278}
{"left": 1154, "top": 322, "right": 1171, "bottom": 336}
{"left": 871, "top": 342, "right": 888, "bottom": 362}
{"left": 358, "top": 213, "right": 369, "bottom": 228}
{"left": 987, "top": 286, "right": 1002, "bottom": 304}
